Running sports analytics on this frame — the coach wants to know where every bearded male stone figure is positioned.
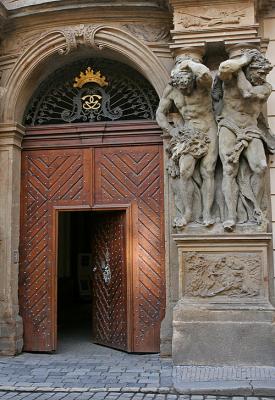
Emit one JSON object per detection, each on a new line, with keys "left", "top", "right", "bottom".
{"left": 156, "top": 56, "right": 218, "bottom": 228}
{"left": 216, "top": 49, "right": 275, "bottom": 231}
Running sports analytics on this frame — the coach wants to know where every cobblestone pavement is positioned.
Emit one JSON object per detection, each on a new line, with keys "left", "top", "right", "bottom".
{"left": 0, "top": 392, "right": 274, "bottom": 399}
{"left": 0, "top": 341, "right": 173, "bottom": 389}
{"left": 0, "top": 333, "right": 275, "bottom": 398}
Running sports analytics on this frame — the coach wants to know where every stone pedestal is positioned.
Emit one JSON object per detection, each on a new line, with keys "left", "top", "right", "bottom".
{"left": 0, "top": 316, "right": 23, "bottom": 356}
{"left": 172, "top": 232, "right": 275, "bottom": 366}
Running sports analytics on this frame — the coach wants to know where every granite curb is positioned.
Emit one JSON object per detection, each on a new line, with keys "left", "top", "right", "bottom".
{"left": 173, "top": 380, "right": 275, "bottom": 396}
{"left": 1, "top": 382, "right": 275, "bottom": 396}
{"left": 0, "top": 386, "right": 175, "bottom": 395}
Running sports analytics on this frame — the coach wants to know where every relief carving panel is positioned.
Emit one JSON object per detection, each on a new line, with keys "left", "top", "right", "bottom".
{"left": 174, "top": 3, "right": 254, "bottom": 31}
{"left": 184, "top": 252, "right": 262, "bottom": 298}
{"left": 177, "top": 8, "right": 245, "bottom": 29}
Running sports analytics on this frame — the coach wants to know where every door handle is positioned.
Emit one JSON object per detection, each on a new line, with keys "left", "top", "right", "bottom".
{"left": 102, "top": 262, "right": 111, "bottom": 285}
{"left": 92, "top": 247, "right": 111, "bottom": 285}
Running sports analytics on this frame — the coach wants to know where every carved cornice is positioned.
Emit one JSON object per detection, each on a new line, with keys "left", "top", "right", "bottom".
{"left": 2, "top": 0, "right": 169, "bottom": 14}
{"left": 0, "top": 122, "right": 25, "bottom": 149}
{"left": 168, "top": 0, "right": 266, "bottom": 54}
{"left": 22, "top": 121, "right": 162, "bottom": 150}
{"left": 170, "top": 25, "right": 260, "bottom": 55}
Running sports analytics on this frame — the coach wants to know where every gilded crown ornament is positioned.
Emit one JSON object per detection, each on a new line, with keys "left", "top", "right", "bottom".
{"left": 73, "top": 67, "right": 108, "bottom": 88}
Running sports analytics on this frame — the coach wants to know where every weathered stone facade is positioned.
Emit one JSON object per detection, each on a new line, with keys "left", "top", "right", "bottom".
{"left": 0, "top": 0, "right": 275, "bottom": 364}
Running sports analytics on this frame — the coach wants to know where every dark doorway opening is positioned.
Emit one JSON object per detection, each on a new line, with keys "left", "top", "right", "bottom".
{"left": 58, "top": 211, "right": 93, "bottom": 345}
{"left": 57, "top": 210, "right": 128, "bottom": 351}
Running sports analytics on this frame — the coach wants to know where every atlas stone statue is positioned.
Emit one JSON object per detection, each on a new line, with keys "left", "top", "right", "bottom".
{"left": 214, "top": 49, "right": 275, "bottom": 231}
{"left": 156, "top": 56, "right": 218, "bottom": 228}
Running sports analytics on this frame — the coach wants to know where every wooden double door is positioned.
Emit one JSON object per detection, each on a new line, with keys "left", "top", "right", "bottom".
{"left": 19, "top": 122, "right": 165, "bottom": 353}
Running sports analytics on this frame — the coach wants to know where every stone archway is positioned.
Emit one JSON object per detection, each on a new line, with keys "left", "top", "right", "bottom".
{"left": 0, "top": 25, "right": 169, "bottom": 355}
{"left": 19, "top": 57, "right": 165, "bottom": 353}
{"left": 1, "top": 25, "right": 169, "bottom": 124}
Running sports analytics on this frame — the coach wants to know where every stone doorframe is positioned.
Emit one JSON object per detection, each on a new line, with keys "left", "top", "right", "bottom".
{"left": 0, "top": 123, "right": 25, "bottom": 355}
{"left": 0, "top": 26, "right": 169, "bottom": 355}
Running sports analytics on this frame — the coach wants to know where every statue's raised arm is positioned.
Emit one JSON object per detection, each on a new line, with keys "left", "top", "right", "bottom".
{"left": 217, "top": 49, "right": 274, "bottom": 232}
{"left": 174, "top": 57, "right": 212, "bottom": 89}
{"left": 156, "top": 55, "right": 218, "bottom": 229}
{"left": 218, "top": 53, "right": 252, "bottom": 81}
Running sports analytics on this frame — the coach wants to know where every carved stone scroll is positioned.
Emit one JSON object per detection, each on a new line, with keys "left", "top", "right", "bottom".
{"left": 58, "top": 24, "right": 104, "bottom": 55}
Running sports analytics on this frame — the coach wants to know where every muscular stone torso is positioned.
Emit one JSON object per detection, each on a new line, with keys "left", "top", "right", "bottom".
{"left": 222, "top": 79, "right": 264, "bottom": 128}
{"left": 170, "top": 86, "right": 216, "bottom": 133}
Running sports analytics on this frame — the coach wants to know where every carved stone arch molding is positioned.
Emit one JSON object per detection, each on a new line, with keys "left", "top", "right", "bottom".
{"left": 1, "top": 24, "right": 170, "bottom": 123}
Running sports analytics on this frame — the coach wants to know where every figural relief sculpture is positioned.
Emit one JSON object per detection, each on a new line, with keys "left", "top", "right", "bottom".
{"left": 184, "top": 252, "right": 261, "bottom": 298}
{"left": 157, "top": 50, "right": 275, "bottom": 232}
{"left": 156, "top": 56, "right": 218, "bottom": 228}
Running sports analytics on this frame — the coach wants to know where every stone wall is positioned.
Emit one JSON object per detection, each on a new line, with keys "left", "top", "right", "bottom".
{"left": 264, "top": 7, "right": 275, "bottom": 286}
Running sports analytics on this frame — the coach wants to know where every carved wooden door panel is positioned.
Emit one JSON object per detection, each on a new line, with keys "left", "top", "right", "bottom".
{"left": 94, "top": 145, "right": 165, "bottom": 352}
{"left": 19, "top": 148, "right": 91, "bottom": 352}
{"left": 20, "top": 126, "right": 165, "bottom": 353}
{"left": 91, "top": 212, "right": 128, "bottom": 351}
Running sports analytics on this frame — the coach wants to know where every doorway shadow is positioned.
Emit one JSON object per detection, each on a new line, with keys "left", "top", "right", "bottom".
{"left": 58, "top": 211, "right": 93, "bottom": 352}
{"left": 57, "top": 210, "right": 128, "bottom": 355}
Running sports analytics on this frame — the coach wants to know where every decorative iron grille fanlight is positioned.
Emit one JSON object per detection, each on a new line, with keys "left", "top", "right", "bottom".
{"left": 24, "top": 59, "right": 159, "bottom": 126}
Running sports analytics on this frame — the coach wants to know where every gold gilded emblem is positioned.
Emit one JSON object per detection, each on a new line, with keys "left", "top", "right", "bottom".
{"left": 74, "top": 67, "right": 108, "bottom": 88}
{"left": 82, "top": 94, "right": 102, "bottom": 110}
